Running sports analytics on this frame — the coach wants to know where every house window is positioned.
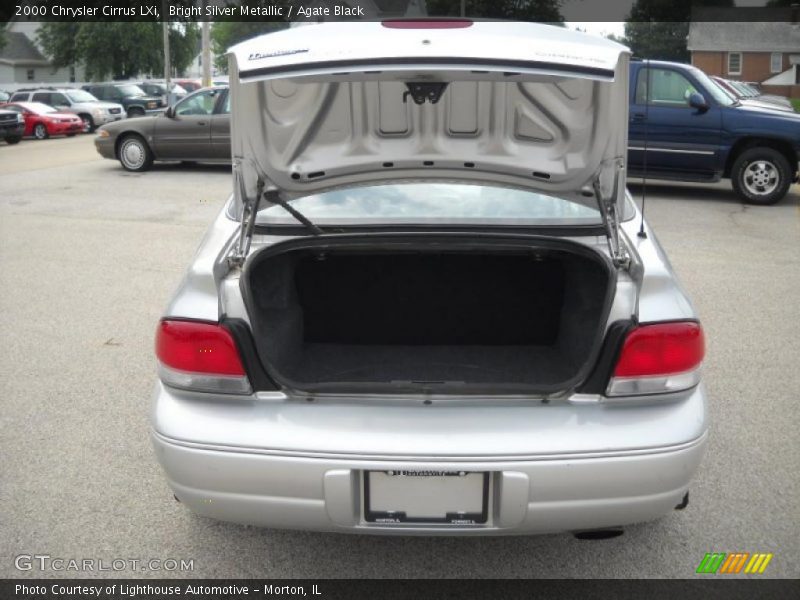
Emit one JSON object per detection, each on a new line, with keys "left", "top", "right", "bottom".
{"left": 727, "top": 52, "right": 742, "bottom": 75}
{"left": 26, "top": 69, "right": 35, "bottom": 81}
{"left": 771, "top": 52, "right": 783, "bottom": 74}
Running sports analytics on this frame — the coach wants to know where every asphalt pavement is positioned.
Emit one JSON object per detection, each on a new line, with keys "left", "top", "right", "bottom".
{"left": 0, "top": 135, "right": 798, "bottom": 579}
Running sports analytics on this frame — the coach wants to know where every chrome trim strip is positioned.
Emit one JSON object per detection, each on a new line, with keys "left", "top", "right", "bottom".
{"left": 628, "top": 147, "right": 715, "bottom": 156}
{"left": 151, "top": 429, "right": 709, "bottom": 463}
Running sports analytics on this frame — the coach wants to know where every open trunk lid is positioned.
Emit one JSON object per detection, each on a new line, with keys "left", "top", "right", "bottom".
{"left": 226, "top": 21, "right": 631, "bottom": 264}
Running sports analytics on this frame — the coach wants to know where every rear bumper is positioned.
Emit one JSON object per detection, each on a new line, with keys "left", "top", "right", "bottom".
{"left": 153, "top": 430, "right": 707, "bottom": 535}
{"left": 151, "top": 383, "right": 709, "bottom": 535}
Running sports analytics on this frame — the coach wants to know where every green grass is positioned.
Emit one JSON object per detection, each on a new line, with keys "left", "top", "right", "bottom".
{"left": 791, "top": 98, "right": 800, "bottom": 113}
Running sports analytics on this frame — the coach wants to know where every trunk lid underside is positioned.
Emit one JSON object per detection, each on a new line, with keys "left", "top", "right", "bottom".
{"left": 227, "top": 21, "right": 631, "bottom": 214}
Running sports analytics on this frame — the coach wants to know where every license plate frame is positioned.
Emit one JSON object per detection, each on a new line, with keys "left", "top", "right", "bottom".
{"left": 363, "top": 470, "right": 490, "bottom": 525}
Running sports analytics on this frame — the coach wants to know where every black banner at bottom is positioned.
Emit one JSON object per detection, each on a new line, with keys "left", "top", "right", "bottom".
{"left": 2, "top": 579, "right": 797, "bottom": 600}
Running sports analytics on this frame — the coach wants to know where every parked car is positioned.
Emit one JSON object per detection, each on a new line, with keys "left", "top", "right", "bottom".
{"left": 9, "top": 87, "right": 124, "bottom": 132}
{"left": 82, "top": 83, "right": 164, "bottom": 118}
{"left": 94, "top": 86, "right": 230, "bottom": 171}
{"left": 628, "top": 60, "right": 800, "bottom": 204}
{"left": 0, "top": 102, "right": 83, "bottom": 139}
{"left": 135, "top": 81, "right": 188, "bottom": 102}
{"left": 0, "top": 90, "right": 10, "bottom": 103}
{"left": 709, "top": 76, "right": 794, "bottom": 113}
{"left": 735, "top": 80, "right": 794, "bottom": 111}
{"left": 151, "top": 22, "right": 708, "bottom": 536}
{"left": 173, "top": 78, "right": 202, "bottom": 92}
{"left": 0, "top": 107, "right": 25, "bottom": 143}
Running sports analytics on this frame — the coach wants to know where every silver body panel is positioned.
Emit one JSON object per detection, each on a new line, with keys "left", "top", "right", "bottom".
{"left": 152, "top": 23, "right": 707, "bottom": 534}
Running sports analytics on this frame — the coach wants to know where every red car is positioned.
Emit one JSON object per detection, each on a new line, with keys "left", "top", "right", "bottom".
{"left": 0, "top": 102, "right": 83, "bottom": 139}
{"left": 173, "top": 79, "right": 202, "bottom": 93}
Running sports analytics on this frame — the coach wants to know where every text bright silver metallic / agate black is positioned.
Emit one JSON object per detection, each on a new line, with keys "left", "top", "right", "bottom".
{"left": 150, "top": 21, "right": 708, "bottom": 535}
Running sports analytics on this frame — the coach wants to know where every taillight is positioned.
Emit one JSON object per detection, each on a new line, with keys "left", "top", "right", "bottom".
{"left": 155, "top": 320, "right": 251, "bottom": 394}
{"left": 607, "top": 321, "right": 704, "bottom": 397}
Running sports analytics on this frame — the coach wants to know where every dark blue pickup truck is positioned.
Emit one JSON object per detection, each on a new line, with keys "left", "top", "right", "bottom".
{"left": 627, "top": 60, "right": 800, "bottom": 205}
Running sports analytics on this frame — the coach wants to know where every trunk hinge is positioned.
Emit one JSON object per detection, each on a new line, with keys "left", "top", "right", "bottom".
{"left": 592, "top": 159, "right": 630, "bottom": 270}
{"left": 227, "top": 162, "right": 265, "bottom": 269}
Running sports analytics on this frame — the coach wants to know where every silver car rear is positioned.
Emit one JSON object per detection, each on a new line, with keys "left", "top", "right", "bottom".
{"left": 150, "top": 22, "right": 707, "bottom": 535}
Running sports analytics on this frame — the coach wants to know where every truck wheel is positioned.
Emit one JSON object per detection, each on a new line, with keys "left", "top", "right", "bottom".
{"left": 127, "top": 107, "right": 145, "bottom": 118}
{"left": 79, "top": 114, "right": 95, "bottom": 133}
{"left": 731, "top": 147, "right": 792, "bottom": 205}
{"left": 5, "top": 136, "right": 21, "bottom": 144}
{"left": 118, "top": 134, "right": 153, "bottom": 172}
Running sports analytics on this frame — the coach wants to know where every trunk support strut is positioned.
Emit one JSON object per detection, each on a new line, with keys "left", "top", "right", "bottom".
{"left": 228, "top": 162, "right": 264, "bottom": 268}
{"left": 593, "top": 158, "right": 630, "bottom": 270}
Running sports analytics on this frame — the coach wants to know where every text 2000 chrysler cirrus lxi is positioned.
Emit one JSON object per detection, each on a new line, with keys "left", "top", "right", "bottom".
{"left": 151, "top": 21, "right": 708, "bottom": 536}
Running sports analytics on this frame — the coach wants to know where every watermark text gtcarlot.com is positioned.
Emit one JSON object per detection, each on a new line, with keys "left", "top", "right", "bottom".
{"left": 14, "top": 554, "right": 194, "bottom": 572}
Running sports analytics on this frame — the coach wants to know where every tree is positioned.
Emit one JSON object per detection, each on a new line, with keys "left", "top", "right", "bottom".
{"left": 37, "top": 22, "right": 200, "bottom": 81}
{"left": 623, "top": 21, "right": 691, "bottom": 62}
{"left": 623, "top": 0, "right": 734, "bottom": 61}
{"left": 0, "top": 24, "right": 6, "bottom": 53}
{"left": 208, "top": 1, "right": 293, "bottom": 71}
{"left": 426, "top": 0, "right": 563, "bottom": 21}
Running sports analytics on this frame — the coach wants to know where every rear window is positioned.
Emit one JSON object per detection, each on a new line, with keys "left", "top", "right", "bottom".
{"left": 256, "top": 183, "right": 601, "bottom": 227}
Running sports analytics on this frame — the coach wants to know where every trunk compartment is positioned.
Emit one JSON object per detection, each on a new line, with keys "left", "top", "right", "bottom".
{"left": 242, "top": 235, "right": 615, "bottom": 394}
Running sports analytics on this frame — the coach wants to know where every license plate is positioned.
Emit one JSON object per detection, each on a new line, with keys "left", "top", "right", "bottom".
{"left": 364, "top": 470, "right": 489, "bottom": 525}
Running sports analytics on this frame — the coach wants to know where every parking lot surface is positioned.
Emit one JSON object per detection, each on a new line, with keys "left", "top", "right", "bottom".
{"left": 1, "top": 135, "right": 798, "bottom": 578}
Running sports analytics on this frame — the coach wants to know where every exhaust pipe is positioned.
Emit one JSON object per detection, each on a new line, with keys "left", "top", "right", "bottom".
{"left": 573, "top": 527, "right": 624, "bottom": 540}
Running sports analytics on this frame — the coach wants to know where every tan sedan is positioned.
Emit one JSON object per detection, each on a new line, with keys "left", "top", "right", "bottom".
{"left": 94, "top": 86, "right": 229, "bottom": 171}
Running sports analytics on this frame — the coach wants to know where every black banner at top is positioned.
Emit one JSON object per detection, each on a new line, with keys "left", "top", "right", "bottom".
{"left": 2, "top": 0, "right": 800, "bottom": 23}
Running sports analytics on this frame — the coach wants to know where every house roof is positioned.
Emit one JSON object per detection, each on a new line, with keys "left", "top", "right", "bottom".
{"left": 688, "top": 8, "right": 800, "bottom": 53}
{"left": 0, "top": 31, "right": 49, "bottom": 66}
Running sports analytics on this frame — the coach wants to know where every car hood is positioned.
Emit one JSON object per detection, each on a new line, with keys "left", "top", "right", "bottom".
{"left": 127, "top": 94, "right": 162, "bottom": 102}
{"left": 100, "top": 113, "right": 158, "bottom": 134}
{"left": 93, "top": 101, "right": 124, "bottom": 110}
{"left": 226, "top": 21, "right": 631, "bottom": 217}
{"left": 739, "top": 98, "right": 795, "bottom": 113}
{"left": 43, "top": 111, "right": 80, "bottom": 120}
{"left": 731, "top": 101, "right": 800, "bottom": 121}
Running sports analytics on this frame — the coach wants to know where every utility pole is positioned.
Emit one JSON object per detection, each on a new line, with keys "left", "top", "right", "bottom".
{"left": 202, "top": 20, "right": 211, "bottom": 88}
{"left": 162, "top": 2, "right": 172, "bottom": 105}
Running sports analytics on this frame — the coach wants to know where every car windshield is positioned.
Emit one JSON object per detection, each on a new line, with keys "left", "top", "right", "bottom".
{"left": 689, "top": 69, "right": 735, "bottom": 106}
{"left": 729, "top": 80, "right": 754, "bottom": 97}
{"left": 742, "top": 83, "right": 760, "bottom": 96}
{"left": 118, "top": 84, "right": 146, "bottom": 96}
{"left": 66, "top": 90, "right": 98, "bottom": 102}
{"left": 256, "top": 183, "right": 601, "bottom": 226}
